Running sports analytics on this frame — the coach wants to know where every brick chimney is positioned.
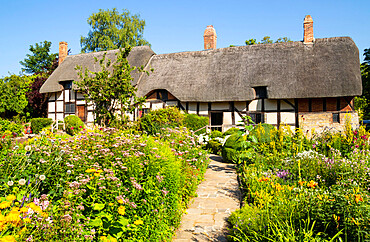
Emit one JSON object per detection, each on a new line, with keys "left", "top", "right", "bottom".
{"left": 303, "top": 15, "right": 314, "bottom": 44}
{"left": 204, "top": 25, "right": 217, "bottom": 50}
{"left": 59, "top": 41, "right": 68, "bottom": 65}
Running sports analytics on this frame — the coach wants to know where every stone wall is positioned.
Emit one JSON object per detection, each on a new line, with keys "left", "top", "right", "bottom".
{"left": 299, "top": 111, "right": 359, "bottom": 135}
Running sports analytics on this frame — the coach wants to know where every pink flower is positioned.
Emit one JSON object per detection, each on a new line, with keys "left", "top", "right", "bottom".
{"left": 71, "top": 127, "right": 74, "bottom": 130}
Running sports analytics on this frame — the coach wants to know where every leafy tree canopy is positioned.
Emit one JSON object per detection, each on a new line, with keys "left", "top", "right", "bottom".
{"left": 245, "top": 36, "right": 291, "bottom": 45}
{"left": 75, "top": 47, "right": 146, "bottom": 126}
{"left": 355, "top": 48, "right": 370, "bottom": 120}
{"left": 0, "top": 75, "right": 32, "bottom": 118}
{"left": 20, "top": 41, "right": 58, "bottom": 74}
{"left": 80, "top": 8, "right": 150, "bottom": 53}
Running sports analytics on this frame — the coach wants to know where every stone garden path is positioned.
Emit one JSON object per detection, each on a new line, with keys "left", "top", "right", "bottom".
{"left": 173, "top": 154, "right": 241, "bottom": 241}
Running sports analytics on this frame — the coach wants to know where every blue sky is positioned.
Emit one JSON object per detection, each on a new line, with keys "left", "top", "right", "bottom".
{"left": 0, "top": 0, "right": 369, "bottom": 77}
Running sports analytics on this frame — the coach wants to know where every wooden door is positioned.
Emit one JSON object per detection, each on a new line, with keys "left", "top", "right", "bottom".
{"left": 77, "top": 105, "right": 86, "bottom": 122}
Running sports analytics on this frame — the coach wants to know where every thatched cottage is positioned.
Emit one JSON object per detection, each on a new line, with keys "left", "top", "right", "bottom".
{"left": 40, "top": 15, "right": 362, "bottom": 133}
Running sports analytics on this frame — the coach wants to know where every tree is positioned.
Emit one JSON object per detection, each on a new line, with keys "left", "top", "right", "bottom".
{"left": 76, "top": 47, "right": 146, "bottom": 126}
{"left": 355, "top": 48, "right": 370, "bottom": 120}
{"left": 25, "top": 74, "right": 49, "bottom": 118}
{"left": 80, "top": 8, "right": 150, "bottom": 53}
{"left": 245, "top": 36, "right": 291, "bottom": 45}
{"left": 20, "top": 41, "right": 58, "bottom": 74}
{"left": 0, "top": 75, "right": 32, "bottom": 118}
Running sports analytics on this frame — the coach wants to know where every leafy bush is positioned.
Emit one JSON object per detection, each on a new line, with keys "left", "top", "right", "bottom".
{"left": 223, "top": 127, "right": 240, "bottom": 136}
{"left": 209, "top": 130, "right": 223, "bottom": 139}
{"left": 0, "top": 127, "right": 208, "bottom": 241}
{"left": 137, "top": 107, "right": 184, "bottom": 135}
{"left": 64, "top": 115, "right": 84, "bottom": 136}
{"left": 0, "top": 118, "right": 24, "bottom": 137}
{"left": 249, "top": 123, "right": 276, "bottom": 143}
{"left": 30, "top": 117, "right": 53, "bottom": 134}
{"left": 205, "top": 140, "right": 222, "bottom": 155}
{"left": 183, "top": 113, "right": 208, "bottom": 135}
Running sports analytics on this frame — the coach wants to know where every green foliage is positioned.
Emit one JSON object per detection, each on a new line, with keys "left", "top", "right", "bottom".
{"left": 138, "top": 107, "right": 184, "bottom": 135}
{"left": 205, "top": 140, "right": 222, "bottom": 155}
{"left": 183, "top": 113, "right": 208, "bottom": 135}
{"left": 64, "top": 115, "right": 84, "bottom": 135}
{"left": 0, "top": 75, "right": 32, "bottom": 118}
{"left": 80, "top": 8, "right": 150, "bottom": 53}
{"left": 355, "top": 48, "right": 370, "bottom": 120}
{"left": 19, "top": 40, "right": 58, "bottom": 74}
{"left": 223, "top": 127, "right": 241, "bottom": 136}
{"left": 30, "top": 118, "right": 53, "bottom": 134}
{"left": 228, "top": 126, "right": 370, "bottom": 241}
{"left": 209, "top": 130, "right": 223, "bottom": 139}
{"left": 0, "top": 118, "right": 24, "bottom": 137}
{"left": 222, "top": 132, "right": 246, "bottom": 163}
{"left": 250, "top": 123, "right": 276, "bottom": 143}
{"left": 245, "top": 36, "right": 291, "bottom": 45}
{"left": 0, "top": 126, "right": 208, "bottom": 240}
{"left": 76, "top": 47, "right": 146, "bottom": 126}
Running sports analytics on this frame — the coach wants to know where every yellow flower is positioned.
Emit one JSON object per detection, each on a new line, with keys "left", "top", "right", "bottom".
{"left": 85, "top": 169, "right": 97, "bottom": 173}
{"left": 134, "top": 219, "right": 143, "bottom": 225}
{"left": 108, "top": 203, "right": 114, "bottom": 206}
{"left": 0, "top": 201, "right": 11, "bottom": 209}
{"left": 23, "top": 218, "right": 31, "bottom": 223}
{"left": 94, "top": 173, "right": 100, "bottom": 177}
{"left": 0, "top": 235, "right": 16, "bottom": 242}
{"left": 20, "top": 207, "right": 29, "bottom": 213}
{"left": 118, "top": 206, "right": 125, "bottom": 215}
{"left": 118, "top": 199, "right": 124, "bottom": 204}
{"left": 355, "top": 194, "right": 363, "bottom": 203}
{"left": 6, "top": 195, "right": 16, "bottom": 201}
{"left": 298, "top": 180, "right": 305, "bottom": 186}
{"left": 307, "top": 180, "right": 318, "bottom": 189}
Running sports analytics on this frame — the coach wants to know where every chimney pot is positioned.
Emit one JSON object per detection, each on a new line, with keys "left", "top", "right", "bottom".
{"left": 204, "top": 25, "right": 217, "bottom": 50}
{"left": 303, "top": 15, "right": 314, "bottom": 44}
{"left": 59, "top": 41, "right": 68, "bottom": 65}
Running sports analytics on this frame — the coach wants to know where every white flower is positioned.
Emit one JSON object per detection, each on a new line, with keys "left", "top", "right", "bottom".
{"left": 67, "top": 170, "right": 71, "bottom": 175}
{"left": 13, "top": 145, "right": 19, "bottom": 150}
{"left": 7, "top": 181, "right": 14, "bottom": 186}
{"left": 18, "top": 179, "right": 26, "bottom": 185}
{"left": 39, "top": 175, "right": 46, "bottom": 181}
{"left": 25, "top": 145, "right": 32, "bottom": 151}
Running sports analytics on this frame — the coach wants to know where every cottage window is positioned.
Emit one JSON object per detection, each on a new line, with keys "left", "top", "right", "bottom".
{"left": 65, "top": 103, "right": 76, "bottom": 114}
{"left": 333, "top": 113, "right": 340, "bottom": 123}
{"left": 249, "top": 113, "right": 263, "bottom": 124}
{"left": 157, "top": 90, "right": 168, "bottom": 101}
{"left": 253, "top": 86, "right": 267, "bottom": 99}
{"left": 61, "top": 81, "right": 73, "bottom": 90}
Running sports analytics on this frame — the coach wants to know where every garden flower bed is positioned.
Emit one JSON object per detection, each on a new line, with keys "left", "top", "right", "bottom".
{"left": 0, "top": 127, "right": 208, "bottom": 241}
{"left": 228, "top": 125, "right": 370, "bottom": 241}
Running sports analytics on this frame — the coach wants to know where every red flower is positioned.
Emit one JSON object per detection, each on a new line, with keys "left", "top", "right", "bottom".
{"left": 71, "top": 127, "right": 74, "bottom": 130}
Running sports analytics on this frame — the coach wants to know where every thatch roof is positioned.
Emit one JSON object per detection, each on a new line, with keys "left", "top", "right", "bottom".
{"left": 40, "top": 46, "right": 155, "bottom": 93}
{"left": 137, "top": 37, "right": 362, "bottom": 102}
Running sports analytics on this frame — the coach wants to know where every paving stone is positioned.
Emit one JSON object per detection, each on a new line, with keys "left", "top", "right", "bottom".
{"left": 173, "top": 154, "right": 241, "bottom": 241}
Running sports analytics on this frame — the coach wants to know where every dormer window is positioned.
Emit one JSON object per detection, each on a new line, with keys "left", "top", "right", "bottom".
{"left": 253, "top": 86, "right": 267, "bottom": 99}
{"left": 61, "top": 81, "right": 73, "bottom": 90}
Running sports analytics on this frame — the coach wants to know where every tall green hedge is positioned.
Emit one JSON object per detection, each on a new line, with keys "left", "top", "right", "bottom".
{"left": 184, "top": 114, "right": 209, "bottom": 135}
{"left": 64, "top": 115, "right": 84, "bottom": 136}
{"left": 30, "top": 118, "right": 53, "bottom": 134}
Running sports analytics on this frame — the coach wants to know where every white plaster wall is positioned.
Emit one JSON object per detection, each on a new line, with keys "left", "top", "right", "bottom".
{"left": 281, "top": 112, "right": 295, "bottom": 124}
{"left": 152, "top": 103, "right": 163, "bottom": 110}
{"left": 56, "top": 92, "right": 63, "bottom": 101}
{"left": 235, "top": 102, "right": 247, "bottom": 112}
{"left": 188, "top": 103, "right": 197, "bottom": 114}
{"left": 142, "top": 102, "right": 150, "bottom": 109}
{"left": 265, "top": 113, "right": 278, "bottom": 125}
{"left": 65, "top": 91, "right": 70, "bottom": 102}
{"left": 70, "top": 91, "right": 76, "bottom": 101}
{"left": 77, "top": 100, "right": 85, "bottom": 105}
{"left": 281, "top": 99, "right": 295, "bottom": 110}
{"left": 235, "top": 112, "right": 244, "bottom": 125}
{"left": 87, "top": 104, "right": 94, "bottom": 111}
{"left": 56, "top": 113, "right": 64, "bottom": 121}
{"left": 249, "top": 100, "right": 262, "bottom": 111}
{"left": 87, "top": 111, "right": 94, "bottom": 122}
{"left": 223, "top": 112, "right": 233, "bottom": 125}
{"left": 56, "top": 101, "right": 63, "bottom": 112}
{"left": 199, "top": 103, "right": 208, "bottom": 116}
{"left": 212, "top": 102, "right": 229, "bottom": 111}
{"left": 48, "top": 102, "right": 55, "bottom": 112}
{"left": 265, "top": 100, "right": 277, "bottom": 111}
{"left": 48, "top": 113, "right": 54, "bottom": 120}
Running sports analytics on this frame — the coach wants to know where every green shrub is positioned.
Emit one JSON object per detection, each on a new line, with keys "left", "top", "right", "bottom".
{"left": 206, "top": 140, "right": 222, "bottom": 154}
{"left": 0, "top": 118, "right": 24, "bottom": 137}
{"left": 184, "top": 114, "right": 208, "bottom": 135}
{"left": 209, "top": 130, "right": 223, "bottom": 139}
{"left": 138, "top": 107, "right": 184, "bottom": 135}
{"left": 30, "top": 118, "right": 53, "bottom": 134}
{"left": 223, "top": 127, "right": 241, "bottom": 136}
{"left": 250, "top": 123, "right": 276, "bottom": 143}
{"left": 64, "top": 115, "right": 84, "bottom": 135}
{"left": 222, "top": 132, "right": 245, "bottom": 163}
